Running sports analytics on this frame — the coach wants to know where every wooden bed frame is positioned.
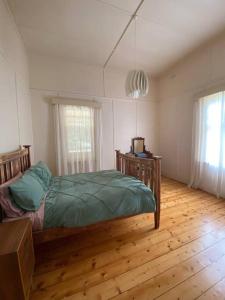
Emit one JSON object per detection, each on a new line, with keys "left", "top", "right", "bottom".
{"left": 0, "top": 146, "right": 161, "bottom": 245}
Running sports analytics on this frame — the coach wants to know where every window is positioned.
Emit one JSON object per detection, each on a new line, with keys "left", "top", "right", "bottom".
{"left": 190, "top": 90, "right": 225, "bottom": 197}
{"left": 53, "top": 100, "right": 101, "bottom": 175}
{"left": 203, "top": 92, "right": 225, "bottom": 167}
{"left": 65, "top": 106, "right": 93, "bottom": 153}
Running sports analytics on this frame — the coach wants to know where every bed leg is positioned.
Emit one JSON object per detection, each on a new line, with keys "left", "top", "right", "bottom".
{"left": 154, "top": 156, "right": 161, "bottom": 229}
{"left": 154, "top": 210, "right": 160, "bottom": 229}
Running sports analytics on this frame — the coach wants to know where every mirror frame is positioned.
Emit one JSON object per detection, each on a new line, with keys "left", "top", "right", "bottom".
{"left": 132, "top": 137, "right": 145, "bottom": 153}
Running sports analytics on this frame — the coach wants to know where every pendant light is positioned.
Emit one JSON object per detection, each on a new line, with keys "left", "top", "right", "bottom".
{"left": 125, "top": 15, "right": 149, "bottom": 99}
{"left": 126, "top": 69, "right": 149, "bottom": 98}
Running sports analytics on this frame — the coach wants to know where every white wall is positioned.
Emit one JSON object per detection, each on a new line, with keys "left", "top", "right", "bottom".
{"left": 29, "top": 54, "right": 159, "bottom": 174}
{"left": 0, "top": 0, "right": 33, "bottom": 153}
{"left": 158, "top": 33, "right": 225, "bottom": 184}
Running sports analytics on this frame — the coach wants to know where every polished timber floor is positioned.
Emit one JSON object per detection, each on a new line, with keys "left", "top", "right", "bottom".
{"left": 31, "top": 178, "right": 225, "bottom": 300}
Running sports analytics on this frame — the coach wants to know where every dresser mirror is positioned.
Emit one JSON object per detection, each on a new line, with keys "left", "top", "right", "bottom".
{"left": 133, "top": 137, "right": 144, "bottom": 153}
{"left": 129, "top": 137, "right": 153, "bottom": 158}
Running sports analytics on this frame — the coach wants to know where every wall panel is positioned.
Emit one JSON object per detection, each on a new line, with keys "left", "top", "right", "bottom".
{"left": 0, "top": 0, "right": 33, "bottom": 154}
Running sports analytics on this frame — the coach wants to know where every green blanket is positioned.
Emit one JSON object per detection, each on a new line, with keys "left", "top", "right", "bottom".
{"left": 44, "top": 170, "right": 155, "bottom": 228}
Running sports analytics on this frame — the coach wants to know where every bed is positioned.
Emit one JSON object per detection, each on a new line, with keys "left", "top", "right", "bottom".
{"left": 0, "top": 146, "right": 161, "bottom": 244}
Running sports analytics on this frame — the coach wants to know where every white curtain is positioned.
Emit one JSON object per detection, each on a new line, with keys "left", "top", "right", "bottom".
{"left": 190, "top": 91, "right": 225, "bottom": 197}
{"left": 53, "top": 103, "right": 102, "bottom": 175}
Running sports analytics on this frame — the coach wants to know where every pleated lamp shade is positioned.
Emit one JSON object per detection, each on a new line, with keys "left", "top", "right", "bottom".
{"left": 125, "top": 70, "right": 149, "bottom": 98}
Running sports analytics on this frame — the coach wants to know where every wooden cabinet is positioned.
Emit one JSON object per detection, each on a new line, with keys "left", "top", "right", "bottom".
{"left": 0, "top": 219, "right": 35, "bottom": 300}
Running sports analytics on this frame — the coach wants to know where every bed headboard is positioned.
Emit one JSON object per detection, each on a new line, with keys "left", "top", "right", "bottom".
{"left": 0, "top": 145, "right": 31, "bottom": 185}
{"left": 0, "top": 145, "right": 31, "bottom": 222}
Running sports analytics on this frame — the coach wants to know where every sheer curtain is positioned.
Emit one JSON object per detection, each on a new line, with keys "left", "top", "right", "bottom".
{"left": 53, "top": 101, "right": 102, "bottom": 175}
{"left": 190, "top": 91, "right": 225, "bottom": 197}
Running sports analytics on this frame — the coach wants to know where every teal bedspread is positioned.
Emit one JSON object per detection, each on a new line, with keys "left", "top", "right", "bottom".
{"left": 44, "top": 170, "right": 155, "bottom": 228}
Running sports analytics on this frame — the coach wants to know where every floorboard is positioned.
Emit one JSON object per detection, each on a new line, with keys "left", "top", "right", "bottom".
{"left": 30, "top": 178, "right": 225, "bottom": 300}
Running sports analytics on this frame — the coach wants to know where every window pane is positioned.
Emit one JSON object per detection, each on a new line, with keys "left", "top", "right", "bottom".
{"left": 205, "top": 97, "right": 221, "bottom": 167}
{"left": 64, "top": 106, "right": 93, "bottom": 153}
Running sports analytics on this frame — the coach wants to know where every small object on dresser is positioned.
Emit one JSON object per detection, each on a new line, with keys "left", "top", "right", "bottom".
{"left": 127, "top": 137, "right": 153, "bottom": 158}
{"left": 0, "top": 218, "right": 35, "bottom": 300}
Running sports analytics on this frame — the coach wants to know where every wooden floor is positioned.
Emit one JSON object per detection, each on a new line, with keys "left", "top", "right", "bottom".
{"left": 31, "top": 178, "right": 225, "bottom": 300}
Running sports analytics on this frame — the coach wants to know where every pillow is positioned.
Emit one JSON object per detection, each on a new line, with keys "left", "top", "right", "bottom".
{"left": 0, "top": 173, "right": 24, "bottom": 218}
{"left": 29, "top": 161, "right": 52, "bottom": 191}
{"left": 3, "top": 200, "right": 45, "bottom": 231}
{"left": 9, "top": 172, "right": 45, "bottom": 211}
{"left": 26, "top": 169, "right": 48, "bottom": 192}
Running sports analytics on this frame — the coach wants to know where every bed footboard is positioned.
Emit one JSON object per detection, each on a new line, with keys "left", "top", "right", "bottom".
{"left": 115, "top": 150, "right": 161, "bottom": 229}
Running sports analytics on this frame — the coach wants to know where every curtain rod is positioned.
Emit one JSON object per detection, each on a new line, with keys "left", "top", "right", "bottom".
{"left": 51, "top": 97, "right": 101, "bottom": 108}
{"left": 103, "top": 0, "right": 145, "bottom": 69}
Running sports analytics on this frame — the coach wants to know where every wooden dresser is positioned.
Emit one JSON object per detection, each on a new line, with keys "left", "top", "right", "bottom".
{"left": 0, "top": 218, "right": 35, "bottom": 300}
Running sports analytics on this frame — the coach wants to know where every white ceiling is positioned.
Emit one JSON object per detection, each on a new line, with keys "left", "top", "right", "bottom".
{"left": 7, "top": 0, "right": 225, "bottom": 76}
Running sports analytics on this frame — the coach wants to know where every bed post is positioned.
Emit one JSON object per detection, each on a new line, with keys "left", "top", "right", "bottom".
{"left": 23, "top": 145, "right": 31, "bottom": 168}
{"left": 115, "top": 150, "right": 121, "bottom": 171}
{"left": 154, "top": 156, "right": 161, "bottom": 229}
